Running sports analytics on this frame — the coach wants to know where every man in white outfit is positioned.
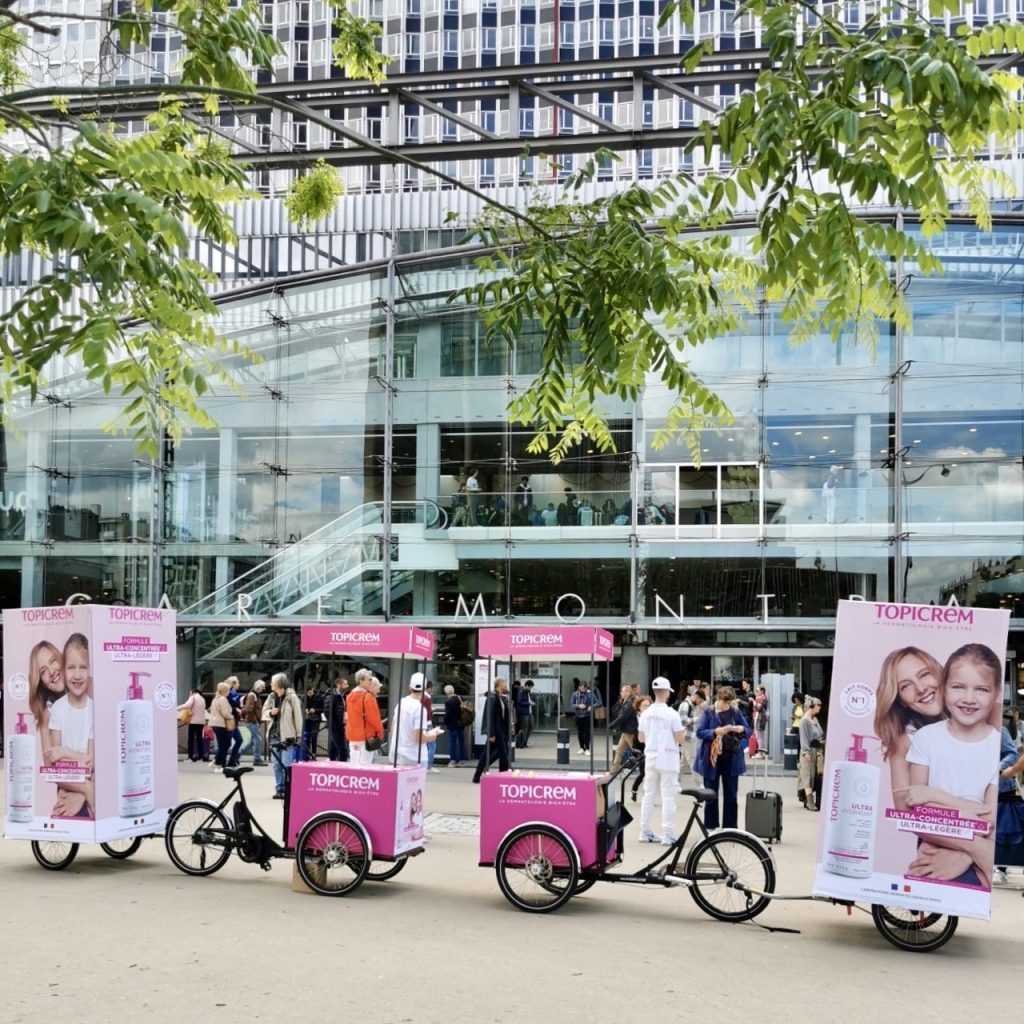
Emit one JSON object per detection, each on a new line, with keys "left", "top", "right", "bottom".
{"left": 390, "top": 672, "right": 444, "bottom": 766}
{"left": 638, "top": 677, "right": 686, "bottom": 845}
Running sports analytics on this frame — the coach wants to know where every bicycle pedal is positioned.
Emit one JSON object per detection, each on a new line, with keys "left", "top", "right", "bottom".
{"left": 260, "top": 861, "right": 273, "bottom": 872}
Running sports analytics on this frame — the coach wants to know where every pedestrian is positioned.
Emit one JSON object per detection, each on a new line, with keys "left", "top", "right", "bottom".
{"left": 325, "top": 676, "right": 349, "bottom": 761}
{"left": 609, "top": 684, "right": 637, "bottom": 772}
{"left": 464, "top": 466, "right": 481, "bottom": 525}
{"left": 472, "top": 677, "right": 511, "bottom": 783}
{"left": 694, "top": 685, "right": 751, "bottom": 830}
{"left": 798, "top": 697, "right": 824, "bottom": 809}
{"left": 209, "top": 681, "right": 235, "bottom": 772}
{"left": 240, "top": 680, "right": 267, "bottom": 765}
{"left": 737, "top": 678, "right": 754, "bottom": 723}
{"left": 790, "top": 691, "right": 805, "bottom": 732}
{"left": 267, "top": 672, "right": 302, "bottom": 799}
{"left": 570, "top": 678, "right": 596, "bottom": 754}
{"left": 223, "top": 675, "right": 243, "bottom": 767}
{"left": 346, "top": 668, "right": 385, "bottom": 766}
{"left": 513, "top": 475, "right": 533, "bottom": 523}
{"left": 637, "top": 678, "right": 686, "bottom": 845}
{"left": 515, "top": 679, "right": 535, "bottom": 748}
{"left": 178, "top": 686, "right": 207, "bottom": 762}
{"left": 682, "top": 690, "right": 706, "bottom": 781}
{"left": 753, "top": 685, "right": 768, "bottom": 757}
{"left": 629, "top": 696, "right": 653, "bottom": 801}
{"left": 390, "top": 673, "right": 444, "bottom": 766}
{"left": 298, "top": 684, "right": 324, "bottom": 761}
{"left": 443, "top": 684, "right": 466, "bottom": 765}
{"left": 422, "top": 680, "right": 441, "bottom": 773}
{"left": 675, "top": 686, "right": 696, "bottom": 777}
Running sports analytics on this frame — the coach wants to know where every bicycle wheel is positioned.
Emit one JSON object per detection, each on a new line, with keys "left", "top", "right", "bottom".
{"left": 100, "top": 837, "right": 143, "bottom": 859}
{"left": 164, "top": 801, "right": 232, "bottom": 876}
{"left": 365, "top": 856, "right": 408, "bottom": 882}
{"left": 684, "top": 831, "right": 775, "bottom": 922}
{"left": 871, "top": 904, "right": 959, "bottom": 953}
{"left": 495, "top": 825, "right": 579, "bottom": 913}
{"left": 31, "top": 840, "right": 79, "bottom": 871}
{"left": 296, "top": 813, "right": 369, "bottom": 896}
{"left": 574, "top": 876, "right": 599, "bottom": 895}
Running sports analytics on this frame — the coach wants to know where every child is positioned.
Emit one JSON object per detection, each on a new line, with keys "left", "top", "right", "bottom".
{"left": 902, "top": 643, "right": 1002, "bottom": 886}
{"left": 45, "top": 633, "right": 95, "bottom": 819}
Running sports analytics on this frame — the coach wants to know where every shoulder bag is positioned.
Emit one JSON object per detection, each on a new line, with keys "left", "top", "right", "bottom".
{"left": 362, "top": 692, "right": 383, "bottom": 751}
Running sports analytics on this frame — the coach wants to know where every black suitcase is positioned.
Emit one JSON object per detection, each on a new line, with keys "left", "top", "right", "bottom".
{"left": 744, "top": 753, "right": 782, "bottom": 844}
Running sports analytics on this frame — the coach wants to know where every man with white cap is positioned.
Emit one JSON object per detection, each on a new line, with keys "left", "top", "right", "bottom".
{"left": 637, "top": 677, "right": 686, "bottom": 845}
{"left": 390, "top": 672, "right": 445, "bottom": 766}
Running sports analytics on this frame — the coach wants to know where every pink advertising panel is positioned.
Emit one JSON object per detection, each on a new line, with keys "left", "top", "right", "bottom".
{"left": 812, "top": 600, "right": 1010, "bottom": 922}
{"left": 288, "top": 762, "right": 426, "bottom": 858}
{"left": 477, "top": 626, "right": 615, "bottom": 661}
{"left": 3, "top": 604, "right": 178, "bottom": 844}
{"left": 479, "top": 771, "right": 611, "bottom": 869}
{"left": 299, "top": 624, "right": 435, "bottom": 660}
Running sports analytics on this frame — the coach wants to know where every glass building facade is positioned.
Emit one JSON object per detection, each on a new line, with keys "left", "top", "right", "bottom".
{"left": 2, "top": 218, "right": 1022, "bottom": 700}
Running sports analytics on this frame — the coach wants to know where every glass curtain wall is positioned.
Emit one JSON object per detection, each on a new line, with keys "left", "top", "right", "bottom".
{"left": 0, "top": 225, "right": 1021, "bottom": 637}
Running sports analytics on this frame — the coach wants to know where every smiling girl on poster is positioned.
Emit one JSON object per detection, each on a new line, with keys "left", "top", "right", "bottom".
{"left": 897, "top": 643, "right": 1002, "bottom": 887}
{"left": 44, "top": 633, "right": 96, "bottom": 819}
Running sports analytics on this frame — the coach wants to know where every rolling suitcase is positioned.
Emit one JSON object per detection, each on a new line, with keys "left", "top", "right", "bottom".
{"left": 744, "top": 751, "right": 783, "bottom": 844}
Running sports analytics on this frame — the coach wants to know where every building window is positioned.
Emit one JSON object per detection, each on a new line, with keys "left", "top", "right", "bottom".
{"left": 520, "top": 24, "right": 535, "bottom": 48}
{"left": 444, "top": 29, "right": 459, "bottom": 53}
{"left": 406, "top": 33, "right": 420, "bottom": 56}
{"left": 482, "top": 26, "right": 496, "bottom": 50}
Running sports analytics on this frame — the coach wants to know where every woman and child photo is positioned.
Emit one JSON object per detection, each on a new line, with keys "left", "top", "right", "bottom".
{"left": 27, "top": 633, "right": 96, "bottom": 819}
{"left": 873, "top": 642, "right": 1003, "bottom": 889}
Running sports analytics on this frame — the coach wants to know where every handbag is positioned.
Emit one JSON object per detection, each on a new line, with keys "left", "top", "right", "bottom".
{"left": 361, "top": 691, "right": 384, "bottom": 751}
{"left": 594, "top": 705, "right": 606, "bottom": 722}
{"left": 459, "top": 702, "right": 474, "bottom": 728}
{"left": 178, "top": 707, "right": 192, "bottom": 724}
{"left": 225, "top": 717, "right": 236, "bottom": 732}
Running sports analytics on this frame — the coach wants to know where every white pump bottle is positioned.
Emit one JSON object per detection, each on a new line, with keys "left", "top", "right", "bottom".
{"left": 822, "top": 734, "right": 880, "bottom": 879}
{"left": 117, "top": 671, "right": 155, "bottom": 817}
{"left": 7, "top": 713, "right": 35, "bottom": 822}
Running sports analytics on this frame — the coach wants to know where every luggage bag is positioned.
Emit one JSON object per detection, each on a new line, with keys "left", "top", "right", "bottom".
{"left": 744, "top": 752, "right": 782, "bottom": 844}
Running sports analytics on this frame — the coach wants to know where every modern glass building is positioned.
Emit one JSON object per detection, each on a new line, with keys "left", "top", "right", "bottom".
{"left": 2, "top": 218, "right": 1022, "bottom": 705}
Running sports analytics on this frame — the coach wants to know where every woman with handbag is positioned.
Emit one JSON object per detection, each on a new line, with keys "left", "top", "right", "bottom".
{"left": 177, "top": 686, "right": 207, "bottom": 762}
{"left": 798, "top": 698, "right": 824, "bottom": 809}
{"left": 208, "top": 681, "right": 236, "bottom": 772}
{"left": 694, "top": 685, "right": 751, "bottom": 830}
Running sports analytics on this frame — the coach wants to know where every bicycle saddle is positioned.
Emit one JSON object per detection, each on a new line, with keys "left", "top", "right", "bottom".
{"left": 223, "top": 766, "right": 254, "bottom": 780}
{"left": 679, "top": 787, "right": 717, "bottom": 803}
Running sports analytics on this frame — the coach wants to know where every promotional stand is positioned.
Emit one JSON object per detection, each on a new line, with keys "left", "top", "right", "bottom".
{"left": 3, "top": 604, "right": 178, "bottom": 870}
{"left": 477, "top": 625, "right": 615, "bottom": 772}
{"left": 164, "top": 624, "right": 436, "bottom": 896}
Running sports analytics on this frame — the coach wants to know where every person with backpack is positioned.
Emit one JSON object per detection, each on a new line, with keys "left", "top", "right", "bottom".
{"left": 240, "top": 680, "right": 267, "bottom": 766}
{"left": 443, "top": 685, "right": 467, "bottom": 766}
{"left": 325, "top": 676, "right": 349, "bottom": 762}
{"left": 515, "top": 679, "right": 535, "bottom": 748}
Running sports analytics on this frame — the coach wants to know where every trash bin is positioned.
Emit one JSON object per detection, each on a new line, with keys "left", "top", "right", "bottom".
{"left": 556, "top": 728, "right": 570, "bottom": 765}
{"left": 783, "top": 731, "right": 799, "bottom": 772}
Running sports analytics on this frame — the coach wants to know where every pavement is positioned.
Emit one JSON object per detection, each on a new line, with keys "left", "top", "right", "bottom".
{"left": 2, "top": 739, "right": 1021, "bottom": 1023}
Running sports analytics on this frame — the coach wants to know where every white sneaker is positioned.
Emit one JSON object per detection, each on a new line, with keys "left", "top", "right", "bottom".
{"left": 661, "top": 834, "right": 678, "bottom": 846}
{"left": 639, "top": 831, "right": 659, "bottom": 843}
{"left": 429, "top": 768, "right": 441, "bottom": 774}
{"left": 993, "top": 868, "right": 1009, "bottom": 886}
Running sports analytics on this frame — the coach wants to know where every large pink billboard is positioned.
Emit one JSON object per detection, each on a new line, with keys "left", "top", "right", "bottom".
{"left": 812, "top": 600, "right": 1009, "bottom": 921}
{"left": 299, "top": 624, "right": 435, "bottom": 660}
{"left": 477, "top": 626, "right": 614, "bottom": 661}
{"left": 3, "top": 605, "right": 178, "bottom": 844}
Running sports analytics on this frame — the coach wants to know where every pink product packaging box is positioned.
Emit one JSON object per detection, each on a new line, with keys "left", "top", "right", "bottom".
{"left": 479, "top": 771, "right": 609, "bottom": 868}
{"left": 288, "top": 762, "right": 426, "bottom": 858}
{"left": 3, "top": 604, "right": 178, "bottom": 845}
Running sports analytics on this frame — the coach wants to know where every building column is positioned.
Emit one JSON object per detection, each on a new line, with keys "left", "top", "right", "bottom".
{"left": 215, "top": 428, "right": 237, "bottom": 591}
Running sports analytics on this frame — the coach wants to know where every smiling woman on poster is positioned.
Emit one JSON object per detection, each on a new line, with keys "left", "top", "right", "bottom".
{"left": 873, "top": 646, "right": 945, "bottom": 811}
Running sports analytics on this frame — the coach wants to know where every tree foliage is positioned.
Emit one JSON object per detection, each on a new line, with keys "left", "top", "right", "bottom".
{"left": 460, "top": 0, "right": 1024, "bottom": 461}
{"left": 0, "top": 0, "right": 387, "bottom": 456}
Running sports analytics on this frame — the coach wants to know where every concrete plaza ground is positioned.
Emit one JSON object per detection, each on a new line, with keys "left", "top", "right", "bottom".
{"left": 2, "top": 740, "right": 1020, "bottom": 1024}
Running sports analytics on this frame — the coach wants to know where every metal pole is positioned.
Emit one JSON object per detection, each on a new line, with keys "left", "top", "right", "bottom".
{"left": 382, "top": 258, "right": 396, "bottom": 620}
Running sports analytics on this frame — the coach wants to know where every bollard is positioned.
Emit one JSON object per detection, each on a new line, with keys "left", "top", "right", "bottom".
{"left": 783, "top": 731, "right": 799, "bottom": 772}
{"left": 556, "top": 727, "right": 570, "bottom": 765}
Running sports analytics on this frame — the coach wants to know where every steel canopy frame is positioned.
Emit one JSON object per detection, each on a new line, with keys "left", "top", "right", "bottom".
{"left": 476, "top": 626, "right": 615, "bottom": 775}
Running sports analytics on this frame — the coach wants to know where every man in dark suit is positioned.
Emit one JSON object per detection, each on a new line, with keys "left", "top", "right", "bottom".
{"left": 472, "top": 677, "right": 511, "bottom": 783}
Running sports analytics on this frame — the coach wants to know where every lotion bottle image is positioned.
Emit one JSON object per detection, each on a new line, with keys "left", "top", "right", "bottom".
{"left": 117, "top": 671, "right": 155, "bottom": 817}
{"left": 822, "top": 734, "right": 879, "bottom": 879}
{"left": 7, "top": 713, "right": 35, "bottom": 823}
